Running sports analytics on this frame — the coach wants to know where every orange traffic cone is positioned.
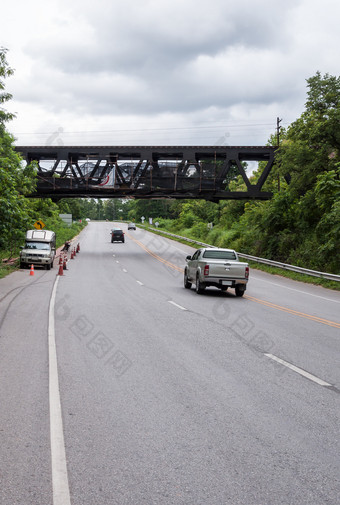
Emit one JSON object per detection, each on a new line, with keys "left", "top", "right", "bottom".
{"left": 30, "top": 264, "right": 34, "bottom": 276}
{"left": 63, "top": 254, "right": 68, "bottom": 270}
{"left": 58, "top": 262, "right": 64, "bottom": 276}
{"left": 76, "top": 243, "right": 80, "bottom": 253}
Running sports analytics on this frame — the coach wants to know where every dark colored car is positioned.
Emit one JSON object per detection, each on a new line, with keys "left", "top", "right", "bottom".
{"left": 111, "top": 228, "right": 125, "bottom": 243}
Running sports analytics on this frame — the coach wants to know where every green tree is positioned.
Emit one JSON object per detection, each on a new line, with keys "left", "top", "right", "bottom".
{"left": 58, "top": 198, "right": 85, "bottom": 220}
{"left": 277, "top": 72, "right": 340, "bottom": 196}
{"left": 0, "top": 47, "right": 15, "bottom": 130}
{"left": 177, "top": 200, "right": 219, "bottom": 228}
{"left": 0, "top": 48, "right": 36, "bottom": 254}
{"left": 158, "top": 72, "right": 340, "bottom": 273}
{"left": 234, "top": 72, "right": 340, "bottom": 270}
{"left": 0, "top": 131, "right": 36, "bottom": 251}
{"left": 103, "top": 199, "right": 132, "bottom": 221}
{"left": 128, "top": 199, "right": 175, "bottom": 222}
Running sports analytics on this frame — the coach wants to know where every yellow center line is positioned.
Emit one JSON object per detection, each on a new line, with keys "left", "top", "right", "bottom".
{"left": 244, "top": 294, "right": 340, "bottom": 329}
{"left": 128, "top": 235, "right": 184, "bottom": 272}
{"left": 128, "top": 234, "right": 340, "bottom": 329}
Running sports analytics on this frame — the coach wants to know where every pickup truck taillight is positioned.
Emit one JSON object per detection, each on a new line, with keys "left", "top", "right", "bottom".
{"left": 245, "top": 266, "right": 249, "bottom": 279}
{"left": 204, "top": 265, "right": 210, "bottom": 276}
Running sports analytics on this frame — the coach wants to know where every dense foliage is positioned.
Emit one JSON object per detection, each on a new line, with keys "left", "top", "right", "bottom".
{"left": 0, "top": 48, "right": 85, "bottom": 263}
{"left": 0, "top": 46, "right": 339, "bottom": 275}
{"left": 126, "top": 73, "right": 340, "bottom": 274}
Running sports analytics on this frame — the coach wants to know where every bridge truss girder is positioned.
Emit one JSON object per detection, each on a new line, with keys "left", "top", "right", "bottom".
{"left": 16, "top": 145, "right": 276, "bottom": 201}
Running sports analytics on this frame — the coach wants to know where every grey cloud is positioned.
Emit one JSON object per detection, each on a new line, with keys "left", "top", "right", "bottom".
{"left": 8, "top": 0, "right": 338, "bottom": 147}
{"left": 26, "top": 0, "right": 299, "bottom": 77}
{"left": 18, "top": 0, "right": 302, "bottom": 119}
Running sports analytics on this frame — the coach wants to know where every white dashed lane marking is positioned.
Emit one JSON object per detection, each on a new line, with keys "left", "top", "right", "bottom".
{"left": 168, "top": 300, "right": 188, "bottom": 311}
{"left": 265, "top": 353, "right": 333, "bottom": 387}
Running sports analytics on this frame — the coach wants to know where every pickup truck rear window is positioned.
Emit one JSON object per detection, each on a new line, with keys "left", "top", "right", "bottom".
{"left": 203, "top": 250, "right": 237, "bottom": 260}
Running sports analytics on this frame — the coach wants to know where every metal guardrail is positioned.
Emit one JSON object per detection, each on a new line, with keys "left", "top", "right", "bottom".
{"left": 236, "top": 253, "right": 340, "bottom": 282}
{"left": 138, "top": 225, "right": 340, "bottom": 282}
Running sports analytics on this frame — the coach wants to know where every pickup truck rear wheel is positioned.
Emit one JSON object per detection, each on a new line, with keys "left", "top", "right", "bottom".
{"left": 235, "top": 285, "right": 245, "bottom": 297}
{"left": 196, "top": 275, "right": 205, "bottom": 294}
{"left": 184, "top": 270, "right": 192, "bottom": 289}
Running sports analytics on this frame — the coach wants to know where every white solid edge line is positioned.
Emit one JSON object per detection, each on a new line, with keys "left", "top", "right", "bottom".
{"left": 168, "top": 300, "right": 188, "bottom": 311}
{"left": 265, "top": 353, "right": 332, "bottom": 387}
{"left": 49, "top": 276, "right": 72, "bottom": 505}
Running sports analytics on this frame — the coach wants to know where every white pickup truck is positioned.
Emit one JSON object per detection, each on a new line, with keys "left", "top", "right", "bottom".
{"left": 184, "top": 247, "right": 249, "bottom": 296}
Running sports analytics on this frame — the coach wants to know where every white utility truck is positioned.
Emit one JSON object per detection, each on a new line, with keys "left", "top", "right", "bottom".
{"left": 20, "top": 229, "right": 56, "bottom": 270}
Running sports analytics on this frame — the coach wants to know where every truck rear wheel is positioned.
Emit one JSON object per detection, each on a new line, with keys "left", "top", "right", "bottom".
{"left": 184, "top": 270, "right": 192, "bottom": 289}
{"left": 235, "top": 285, "right": 245, "bottom": 297}
{"left": 196, "top": 275, "right": 205, "bottom": 294}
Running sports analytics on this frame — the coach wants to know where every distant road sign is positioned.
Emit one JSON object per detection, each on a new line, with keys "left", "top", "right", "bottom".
{"left": 34, "top": 220, "right": 45, "bottom": 230}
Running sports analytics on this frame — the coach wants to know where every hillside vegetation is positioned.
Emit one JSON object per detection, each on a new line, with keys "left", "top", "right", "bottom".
{"left": 126, "top": 73, "right": 340, "bottom": 275}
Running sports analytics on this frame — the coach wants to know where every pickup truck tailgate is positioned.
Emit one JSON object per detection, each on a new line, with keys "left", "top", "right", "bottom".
{"left": 204, "top": 260, "right": 247, "bottom": 279}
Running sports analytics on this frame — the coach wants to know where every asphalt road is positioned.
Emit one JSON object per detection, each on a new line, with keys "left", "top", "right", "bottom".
{"left": 0, "top": 221, "right": 339, "bottom": 505}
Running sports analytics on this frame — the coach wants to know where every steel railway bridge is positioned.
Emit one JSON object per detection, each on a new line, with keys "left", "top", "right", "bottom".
{"left": 16, "top": 145, "right": 276, "bottom": 201}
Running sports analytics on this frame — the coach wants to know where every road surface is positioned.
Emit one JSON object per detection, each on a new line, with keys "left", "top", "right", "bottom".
{"left": 1, "top": 221, "right": 339, "bottom": 504}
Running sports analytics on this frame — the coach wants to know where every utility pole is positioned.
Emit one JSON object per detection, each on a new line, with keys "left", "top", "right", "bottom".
{"left": 276, "top": 117, "right": 282, "bottom": 146}
{"left": 276, "top": 117, "right": 282, "bottom": 191}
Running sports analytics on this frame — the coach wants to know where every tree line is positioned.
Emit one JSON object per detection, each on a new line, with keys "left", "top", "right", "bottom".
{"left": 122, "top": 72, "right": 340, "bottom": 274}
{"left": 1, "top": 47, "right": 339, "bottom": 274}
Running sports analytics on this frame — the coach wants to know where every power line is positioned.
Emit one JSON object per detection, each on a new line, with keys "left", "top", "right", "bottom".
{"left": 12, "top": 122, "right": 281, "bottom": 136}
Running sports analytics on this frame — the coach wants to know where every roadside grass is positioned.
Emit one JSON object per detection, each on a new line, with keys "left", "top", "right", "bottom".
{"left": 0, "top": 222, "right": 87, "bottom": 279}
{"left": 245, "top": 260, "right": 340, "bottom": 291}
{"left": 138, "top": 225, "right": 340, "bottom": 291}
{"left": 0, "top": 251, "right": 19, "bottom": 279}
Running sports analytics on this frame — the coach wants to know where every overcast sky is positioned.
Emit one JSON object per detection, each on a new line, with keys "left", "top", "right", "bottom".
{"left": 1, "top": 0, "right": 340, "bottom": 147}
